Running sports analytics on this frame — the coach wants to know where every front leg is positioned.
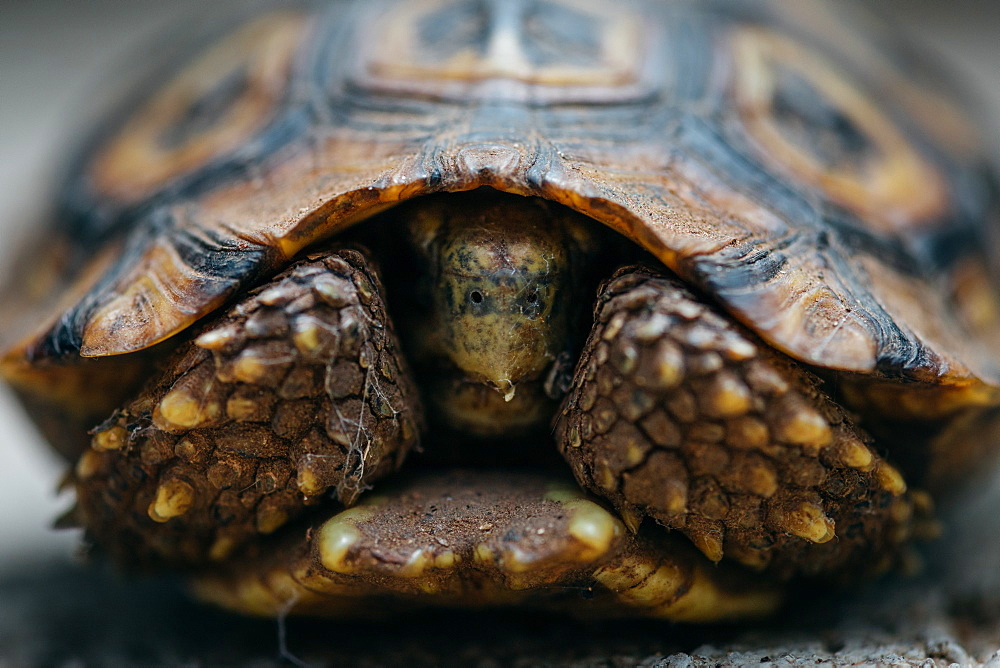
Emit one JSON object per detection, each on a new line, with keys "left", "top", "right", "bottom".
{"left": 76, "top": 248, "right": 422, "bottom": 567}
{"left": 555, "top": 267, "right": 925, "bottom": 579}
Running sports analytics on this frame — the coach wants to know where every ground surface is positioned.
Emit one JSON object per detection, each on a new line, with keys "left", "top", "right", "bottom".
{"left": 1, "top": 1, "right": 999, "bottom": 666}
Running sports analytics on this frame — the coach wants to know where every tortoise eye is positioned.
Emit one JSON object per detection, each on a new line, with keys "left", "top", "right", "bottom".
{"left": 729, "top": 27, "right": 947, "bottom": 234}
{"left": 88, "top": 12, "right": 307, "bottom": 205}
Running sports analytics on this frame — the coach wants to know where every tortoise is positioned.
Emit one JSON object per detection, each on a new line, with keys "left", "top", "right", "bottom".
{"left": 2, "top": 0, "right": 1000, "bottom": 622}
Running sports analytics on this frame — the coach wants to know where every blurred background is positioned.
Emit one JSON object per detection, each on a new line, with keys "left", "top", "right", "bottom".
{"left": 0, "top": 0, "right": 998, "bottom": 662}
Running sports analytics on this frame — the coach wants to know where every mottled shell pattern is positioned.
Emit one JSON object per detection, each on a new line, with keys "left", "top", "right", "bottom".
{"left": 3, "top": 0, "right": 1000, "bottom": 441}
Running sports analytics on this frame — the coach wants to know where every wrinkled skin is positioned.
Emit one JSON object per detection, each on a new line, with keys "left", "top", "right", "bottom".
{"left": 399, "top": 193, "right": 603, "bottom": 437}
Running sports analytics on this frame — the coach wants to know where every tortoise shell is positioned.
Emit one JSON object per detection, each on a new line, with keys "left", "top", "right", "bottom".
{"left": 6, "top": 0, "right": 999, "bottom": 387}
{"left": 2, "top": 0, "right": 1000, "bottom": 618}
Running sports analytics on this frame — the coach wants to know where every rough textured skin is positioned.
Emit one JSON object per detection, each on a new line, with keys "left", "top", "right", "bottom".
{"left": 191, "top": 470, "right": 781, "bottom": 621}
{"left": 398, "top": 192, "right": 606, "bottom": 437}
{"left": 76, "top": 248, "right": 421, "bottom": 566}
{"left": 555, "top": 268, "right": 924, "bottom": 579}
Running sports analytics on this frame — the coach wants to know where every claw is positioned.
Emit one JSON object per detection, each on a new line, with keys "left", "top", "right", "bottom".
{"left": 772, "top": 500, "right": 836, "bottom": 544}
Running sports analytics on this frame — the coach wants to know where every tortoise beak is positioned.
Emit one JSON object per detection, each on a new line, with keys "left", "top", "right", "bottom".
{"left": 488, "top": 378, "right": 517, "bottom": 402}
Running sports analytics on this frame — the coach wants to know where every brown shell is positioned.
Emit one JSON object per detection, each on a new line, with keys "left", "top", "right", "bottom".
{"left": 4, "top": 0, "right": 1000, "bottom": 417}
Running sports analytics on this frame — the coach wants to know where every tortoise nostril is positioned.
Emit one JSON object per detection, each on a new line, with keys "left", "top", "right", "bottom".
{"left": 526, "top": 290, "right": 538, "bottom": 303}
{"left": 470, "top": 290, "right": 484, "bottom": 304}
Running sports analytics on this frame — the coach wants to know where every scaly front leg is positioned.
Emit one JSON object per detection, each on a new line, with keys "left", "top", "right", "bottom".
{"left": 76, "top": 248, "right": 422, "bottom": 567}
{"left": 556, "top": 267, "right": 928, "bottom": 580}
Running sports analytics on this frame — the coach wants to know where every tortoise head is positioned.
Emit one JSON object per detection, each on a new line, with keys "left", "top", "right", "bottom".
{"left": 403, "top": 191, "right": 600, "bottom": 435}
